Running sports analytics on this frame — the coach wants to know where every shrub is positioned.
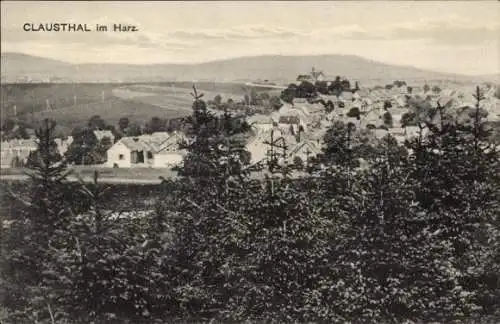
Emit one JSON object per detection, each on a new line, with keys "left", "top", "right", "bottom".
{"left": 347, "top": 107, "right": 361, "bottom": 119}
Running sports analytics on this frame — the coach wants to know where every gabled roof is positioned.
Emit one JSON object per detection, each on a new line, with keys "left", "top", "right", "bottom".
{"left": 1, "top": 138, "right": 37, "bottom": 149}
{"left": 289, "top": 140, "right": 321, "bottom": 157}
{"left": 116, "top": 132, "right": 184, "bottom": 153}
{"left": 389, "top": 127, "right": 405, "bottom": 135}
{"left": 119, "top": 137, "right": 151, "bottom": 151}
{"left": 248, "top": 114, "right": 274, "bottom": 125}
{"left": 279, "top": 116, "right": 301, "bottom": 124}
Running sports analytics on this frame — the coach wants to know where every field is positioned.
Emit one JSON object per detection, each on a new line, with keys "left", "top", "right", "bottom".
{"left": 1, "top": 83, "right": 119, "bottom": 117}
{"left": 113, "top": 84, "right": 246, "bottom": 109}
{"left": 1, "top": 82, "right": 250, "bottom": 134}
{"left": 31, "top": 97, "right": 190, "bottom": 134}
{"left": 0, "top": 166, "right": 175, "bottom": 183}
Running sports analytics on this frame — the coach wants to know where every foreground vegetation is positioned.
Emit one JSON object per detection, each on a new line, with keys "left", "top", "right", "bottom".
{"left": 1, "top": 86, "right": 499, "bottom": 323}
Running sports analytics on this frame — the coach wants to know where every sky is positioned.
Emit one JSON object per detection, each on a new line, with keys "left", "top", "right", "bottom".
{"left": 1, "top": 1, "right": 499, "bottom": 76}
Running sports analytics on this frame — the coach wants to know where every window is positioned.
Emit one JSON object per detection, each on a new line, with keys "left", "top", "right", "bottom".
{"left": 119, "top": 154, "right": 124, "bottom": 160}
{"left": 147, "top": 151, "right": 153, "bottom": 159}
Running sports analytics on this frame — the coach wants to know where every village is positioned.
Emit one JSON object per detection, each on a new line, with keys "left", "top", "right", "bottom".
{"left": 2, "top": 67, "right": 500, "bottom": 175}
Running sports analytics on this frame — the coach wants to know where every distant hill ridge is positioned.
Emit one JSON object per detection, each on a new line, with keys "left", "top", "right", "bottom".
{"left": 1, "top": 52, "right": 498, "bottom": 84}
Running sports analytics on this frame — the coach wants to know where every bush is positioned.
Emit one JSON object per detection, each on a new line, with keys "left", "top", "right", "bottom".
{"left": 293, "top": 156, "right": 304, "bottom": 170}
{"left": 432, "top": 85, "right": 442, "bottom": 93}
{"left": 347, "top": 107, "right": 361, "bottom": 119}
{"left": 383, "top": 112, "right": 393, "bottom": 128}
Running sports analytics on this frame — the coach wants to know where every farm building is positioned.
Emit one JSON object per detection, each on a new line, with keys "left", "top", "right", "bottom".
{"left": 287, "top": 139, "right": 321, "bottom": 164}
{"left": 247, "top": 114, "right": 275, "bottom": 133}
{"left": 272, "top": 103, "right": 310, "bottom": 129}
{"left": 106, "top": 132, "right": 186, "bottom": 168}
{"left": 0, "top": 138, "right": 37, "bottom": 168}
{"left": 244, "top": 127, "right": 302, "bottom": 165}
{"left": 388, "top": 127, "right": 406, "bottom": 144}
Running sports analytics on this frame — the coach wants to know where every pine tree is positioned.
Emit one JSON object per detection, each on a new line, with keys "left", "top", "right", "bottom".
{"left": 2, "top": 119, "right": 75, "bottom": 322}
{"left": 404, "top": 86, "right": 500, "bottom": 318}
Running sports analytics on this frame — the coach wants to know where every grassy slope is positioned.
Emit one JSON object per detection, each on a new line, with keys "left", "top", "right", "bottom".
{"left": 1, "top": 82, "right": 248, "bottom": 133}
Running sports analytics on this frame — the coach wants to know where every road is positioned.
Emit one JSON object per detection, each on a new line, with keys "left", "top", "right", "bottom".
{"left": 245, "top": 83, "right": 287, "bottom": 90}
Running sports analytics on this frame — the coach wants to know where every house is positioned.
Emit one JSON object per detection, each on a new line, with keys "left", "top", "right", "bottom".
{"left": 153, "top": 147, "right": 186, "bottom": 168}
{"left": 246, "top": 128, "right": 280, "bottom": 164}
{"left": 0, "top": 138, "right": 38, "bottom": 168}
{"left": 272, "top": 104, "right": 309, "bottom": 131}
{"left": 297, "top": 75, "right": 314, "bottom": 83}
{"left": 339, "top": 91, "right": 354, "bottom": 102}
{"left": 106, "top": 137, "right": 151, "bottom": 168}
{"left": 393, "top": 95, "right": 408, "bottom": 108}
{"left": 293, "top": 98, "right": 309, "bottom": 105}
{"left": 247, "top": 114, "right": 274, "bottom": 133}
{"left": 278, "top": 115, "right": 304, "bottom": 135}
{"left": 296, "top": 67, "right": 325, "bottom": 83}
{"left": 287, "top": 140, "right": 321, "bottom": 164}
{"left": 245, "top": 127, "right": 298, "bottom": 164}
{"left": 360, "top": 109, "right": 384, "bottom": 129}
{"left": 54, "top": 136, "right": 73, "bottom": 156}
{"left": 404, "top": 126, "right": 426, "bottom": 139}
{"left": 318, "top": 94, "right": 339, "bottom": 103}
{"left": 93, "top": 130, "right": 115, "bottom": 144}
{"left": 388, "top": 127, "right": 406, "bottom": 144}
{"left": 311, "top": 67, "right": 325, "bottom": 82}
{"left": 373, "top": 129, "right": 389, "bottom": 140}
{"left": 106, "top": 132, "right": 185, "bottom": 168}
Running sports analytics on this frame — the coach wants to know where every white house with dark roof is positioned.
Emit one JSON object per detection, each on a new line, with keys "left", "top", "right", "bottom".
{"left": 106, "top": 132, "right": 186, "bottom": 168}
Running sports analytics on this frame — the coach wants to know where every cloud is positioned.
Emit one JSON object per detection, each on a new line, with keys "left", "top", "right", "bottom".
{"left": 0, "top": 24, "right": 201, "bottom": 52}
{"left": 165, "top": 24, "right": 306, "bottom": 41}
{"left": 4, "top": 14, "right": 497, "bottom": 55}
{"left": 344, "top": 16, "right": 500, "bottom": 45}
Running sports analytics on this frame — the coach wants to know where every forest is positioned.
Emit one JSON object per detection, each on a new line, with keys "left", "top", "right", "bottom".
{"left": 1, "top": 86, "right": 499, "bottom": 323}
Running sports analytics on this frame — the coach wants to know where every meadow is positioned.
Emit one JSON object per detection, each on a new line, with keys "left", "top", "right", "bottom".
{"left": 0, "top": 166, "right": 175, "bottom": 183}
{"left": 1, "top": 83, "right": 119, "bottom": 117}
{"left": 1, "top": 82, "right": 248, "bottom": 134}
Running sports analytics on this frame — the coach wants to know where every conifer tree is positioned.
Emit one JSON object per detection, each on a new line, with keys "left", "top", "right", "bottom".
{"left": 404, "top": 86, "right": 500, "bottom": 318}
{"left": 2, "top": 119, "right": 75, "bottom": 322}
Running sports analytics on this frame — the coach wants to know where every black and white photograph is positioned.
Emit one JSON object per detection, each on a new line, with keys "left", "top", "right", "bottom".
{"left": 1, "top": 1, "right": 499, "bottom": 323}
